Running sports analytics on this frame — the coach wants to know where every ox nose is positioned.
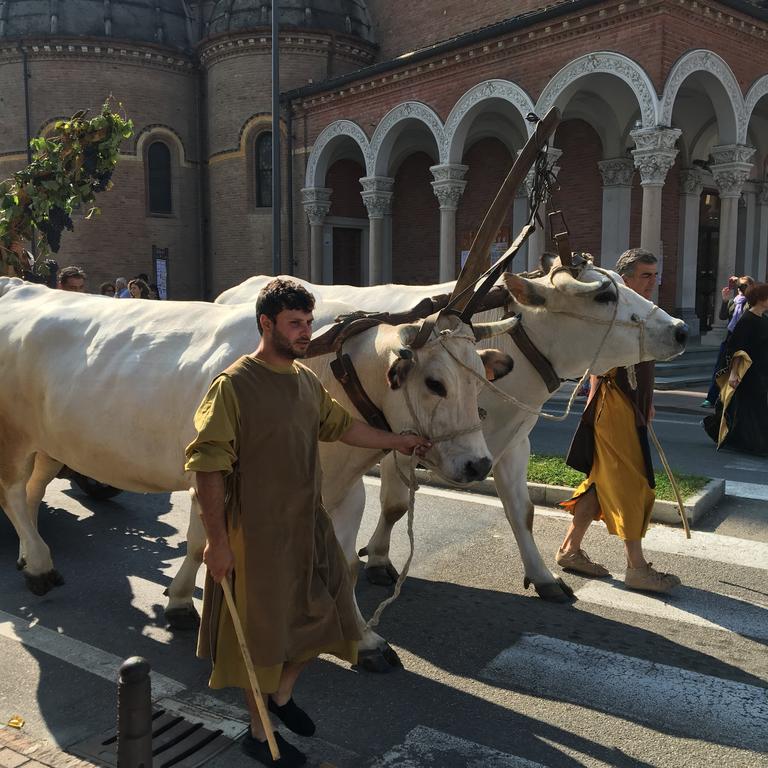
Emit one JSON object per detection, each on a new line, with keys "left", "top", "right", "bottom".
{"left": 464, "top": 456, "right": 492, "bottom": 482}
{"left": 675, "top": 323, "right": 689, "bottom": 346}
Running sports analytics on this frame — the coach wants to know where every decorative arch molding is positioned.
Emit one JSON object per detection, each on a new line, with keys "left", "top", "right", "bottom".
{"left": 660, "top": 50, "right": 746, "bottom": 144}
{"left": 305, "top": 119, "right": 371, "bottom": 189}
{"left": 238, "top": 112, "right": 283, "bottom": 150}
{"left": 536, "top": 52, "right": 657, "bottom": 129}
{"left": 443, "top": 79, "right": 536, "bottom": 163}
{"left": 369, "top": 101, "right": 445, "bottom": 176}
{"left": 134, "top": 124, "right": 192, "bottom": 167}
{"left": 745, "top": 74, "right": 768, "bottom": 128}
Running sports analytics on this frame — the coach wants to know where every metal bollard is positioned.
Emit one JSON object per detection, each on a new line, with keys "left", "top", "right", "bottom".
{"left": 117, "top": 656, "right": 153, "bottom": 768}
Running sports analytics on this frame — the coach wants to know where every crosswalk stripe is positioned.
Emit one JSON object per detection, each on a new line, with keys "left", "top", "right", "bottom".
{"left": 725, "top": 480, "right": 768, "bottom": 501}
{"left": 575, "top": 581, "right": 768, "bottom": 641}
{"left": 481, "top": 634, "right": 768, "bottom": 753}
{"left": 369, "top": 725, "right": 547, "bottom": 768}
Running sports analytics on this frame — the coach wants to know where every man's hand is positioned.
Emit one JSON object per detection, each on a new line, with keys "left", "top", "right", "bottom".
{"left": 203, "top": 540, "right": 235, "bottom": 583}
{"left": 721, "top": 286, "right": 732, "bottom": 301}
{"left": 393, "top": 433, "right": 432, "bottom": 457}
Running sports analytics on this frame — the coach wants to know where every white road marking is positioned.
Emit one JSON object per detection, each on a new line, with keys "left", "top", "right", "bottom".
{"left": 0, "top": 608, "right": 184, "bottom": 699}
{"left": 482, "top": 634, "right": 768, "bottom": 753}
{"left": 369, "top": 725, "right": 547, "bottom": 768}
{"left": 575, "top": 581, "right": 768, "bottom": 640}
{"left": 725, "top": 480, "right": 768, "bottom": 501}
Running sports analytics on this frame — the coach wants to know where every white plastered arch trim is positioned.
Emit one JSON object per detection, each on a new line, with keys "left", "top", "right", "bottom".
{"left": 443, "top": 79, "right": 536, "bottom": 164}
{"left": 745, "top": 74, "right": 768, "bottom": 129}
{"left": 535, "top": 51, "right": 658, "bottom": 129}
{"left": 369, "top": 101, "right": 445, "bottom": 176}
{"left": 134, "top": 126, "right": 192, "bottom": 168}
{"left": 305, "top": 119, "right": 371, "bottom": 189}
{"left": 659, "top": 49, "right": 746, "bottom": 144}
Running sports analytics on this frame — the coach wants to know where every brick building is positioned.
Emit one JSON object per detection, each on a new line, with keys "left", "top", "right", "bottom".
{"left": 1, "top": 0, "right": 767, "bottom": 341}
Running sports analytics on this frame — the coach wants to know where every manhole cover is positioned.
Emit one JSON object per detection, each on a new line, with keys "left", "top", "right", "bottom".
{"left": 71, "top": 704, "right": 242, "bottom": 767}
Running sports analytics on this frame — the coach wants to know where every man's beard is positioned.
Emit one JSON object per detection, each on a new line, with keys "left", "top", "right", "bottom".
{"left": 272, "top": 327, "right": 310, "bottom": 359}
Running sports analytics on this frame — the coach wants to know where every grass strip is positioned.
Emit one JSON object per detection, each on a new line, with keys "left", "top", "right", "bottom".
{"left": 527, "top": 453, "right": 710, "bottom": 502}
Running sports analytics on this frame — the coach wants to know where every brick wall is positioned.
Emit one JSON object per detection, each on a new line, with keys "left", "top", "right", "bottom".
{"left": 327, "top": 159, "right": 366, "bottom": 217}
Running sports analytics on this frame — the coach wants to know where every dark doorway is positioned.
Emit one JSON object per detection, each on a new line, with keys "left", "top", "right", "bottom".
{"left": 696, "top": 191, "right": 720, "bottom": 333}
{"left": 333, "top": 228, "right": 363, "bottom": 285}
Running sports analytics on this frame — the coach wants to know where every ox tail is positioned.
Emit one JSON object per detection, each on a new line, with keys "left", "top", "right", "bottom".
{"left": 0, "top": 276, "right": 26, "bottom": 298}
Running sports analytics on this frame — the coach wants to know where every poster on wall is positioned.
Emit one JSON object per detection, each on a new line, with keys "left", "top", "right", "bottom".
{"left": 153, "top": 246, "right": 169, "bottom": 299}
{"left": 460, "top": 226, "right": 511, "bottom": 268}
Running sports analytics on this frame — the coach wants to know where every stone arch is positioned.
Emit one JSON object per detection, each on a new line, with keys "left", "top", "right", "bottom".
{"left": 305, "top": 120, "right": 371, "bottom": 189}
{"left": 660, "top": 50, "right": 746, "bottom": 144}
{"left": 536, "top": 52, "right": 657, "bottom": 129}
{"left": 746, "top": 74, "right": 768, "bottom": 125}
{"left": 134, "top": 124, "right": 191, "bottom": 167}
{"left": 369, "top": 102, "right": 444, "bottom": 176}
{"left": 443, "top": 80, "right": 535, "bottom": 164}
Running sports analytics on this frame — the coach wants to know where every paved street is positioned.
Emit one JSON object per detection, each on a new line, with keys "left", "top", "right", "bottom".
{"left": 0, "top": 474, "right": 766, "bottom": 767}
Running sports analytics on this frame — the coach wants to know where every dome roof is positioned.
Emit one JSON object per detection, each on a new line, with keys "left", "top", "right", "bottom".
{"left": 0, "top": 0, "right": 194, "bottom": 51}
{"left": 207, "top": 0, "right": 373, "bottom": 43}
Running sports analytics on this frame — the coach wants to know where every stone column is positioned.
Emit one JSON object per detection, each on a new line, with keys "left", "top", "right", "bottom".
{"left": 630, "top": 127, "right": 681, "bottom": 260}
{"left": 301, "top": 187, "right": 332, "bottom": 283}
{"left": 675, "top": 169, "right": 704, "bottom": 339}
{"left": 430, "top": 164, "right": 468, "bottom": 281}
{"left": 741, "top": 183, "right": 758, "bottom": 278}
{"left": 360, "top": 176, "right": 394, "bottom": 285}
{"left": 522, "top": 147, "right": 561, "bottom": 272}
{"left": 756, "top": 183, "right": 768, "bottom": 282}
{"left": 709, "top": 144, "right": 755, "bottom": 339}
{"left": 597, "top": 158, "right": 634, "bottom": 269}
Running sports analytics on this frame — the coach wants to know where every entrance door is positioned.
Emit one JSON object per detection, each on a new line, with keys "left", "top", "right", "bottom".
{"left": 333, "top": 228, "right": 362, "bottom": 285}
{"left": 696, "top": 191, "right": 720, "bottom": 333}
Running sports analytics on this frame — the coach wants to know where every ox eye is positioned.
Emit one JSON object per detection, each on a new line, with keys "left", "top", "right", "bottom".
{"left": 594, "top": 291, "right": 617, "bottom": 304}
{"left": 425, "top": 377, "right": 447, "bottom": 397}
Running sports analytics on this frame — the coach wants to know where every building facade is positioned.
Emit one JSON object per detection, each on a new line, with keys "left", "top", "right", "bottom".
{"left": 1, "top": 0, "right": 767, "bottom": 341}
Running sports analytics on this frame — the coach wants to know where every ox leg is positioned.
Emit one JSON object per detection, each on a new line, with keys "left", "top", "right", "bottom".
{"left": 493, "top": 441, "right": 574, "bottom": 603}
{"left": 359, "top": 453, "right": 409, "bottom": 587}
{"left": 1, "top": 453, "right": 60, "bottom": 595}
{"left": 165, "top": 489, "right": 204, "bottom": 630}
{"left": 330, "top": 479, "right": 402, "bottom": 674}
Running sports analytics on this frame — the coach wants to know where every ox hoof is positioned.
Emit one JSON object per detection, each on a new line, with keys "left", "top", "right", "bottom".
{"left": 524, "top": 576, "right": 575, "bottom": 603}
{"left": 166, "top": 605, "right": 201, "bottom": 631}
{"left": 24, "top": 569, "right": 64, "bottom": 596}
{"left": 357, "top": 645, "right": 403, "bottom": 674}
{"left": 365, "top": 563, "right": 400, "bottom": 587}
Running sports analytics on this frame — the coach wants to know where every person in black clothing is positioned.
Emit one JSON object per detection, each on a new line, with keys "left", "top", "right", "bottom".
{"left": 703, "top": 282, "right": 768, "bottom": 455}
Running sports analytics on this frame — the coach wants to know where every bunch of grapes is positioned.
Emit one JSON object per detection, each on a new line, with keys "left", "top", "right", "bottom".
{"left": 92, "top": 170, "right": 113, "bottom": 192}
{"left": 39, "top": 206, "right": 74, "bottom": 253}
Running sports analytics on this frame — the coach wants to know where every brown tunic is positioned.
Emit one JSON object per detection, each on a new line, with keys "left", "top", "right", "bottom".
{"left": 188, "top": 355, "right": 360, "bottom": 691}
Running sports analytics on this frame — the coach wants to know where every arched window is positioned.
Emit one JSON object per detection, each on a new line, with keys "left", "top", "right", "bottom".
{"left": 147, "top": 141, "right": 172, "bottom": 215}
{"left": 255, "top": 132, "right": 272, "bottom": 208}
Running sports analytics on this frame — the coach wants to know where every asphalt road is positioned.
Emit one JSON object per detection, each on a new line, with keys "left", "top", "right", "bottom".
{"left": 0, "top": 478, "right": 766, "bottom": 767}
{"left": 529, "top": 401, "right": 768, "bottom": 484}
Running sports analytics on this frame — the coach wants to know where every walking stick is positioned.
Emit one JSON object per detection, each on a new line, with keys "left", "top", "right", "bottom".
{"left": 648, "top": 423, "right": 691, "bottom": 539}
{"left": 221, "top": 576, "right": 281, "bottom": 760}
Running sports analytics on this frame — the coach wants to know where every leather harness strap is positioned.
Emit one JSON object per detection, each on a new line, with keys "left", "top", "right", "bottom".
{"left": 330, "top": 353, "right": 392, "bottom": 432}
{"left": 507, "top": 320, "right": 561, "bottom": 393}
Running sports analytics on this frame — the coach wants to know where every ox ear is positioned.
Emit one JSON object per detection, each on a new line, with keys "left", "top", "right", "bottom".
{"left": 540, "top": 251, "right": 557, "bottom": 276}
{"left": 387, "top": 353, "right": 415, "bottom": 390}
{"left": 503, "top": 273, "right": 546, "bottom": 307}
{"left": 478, "top": 349, "right": 514, "bottom": 382}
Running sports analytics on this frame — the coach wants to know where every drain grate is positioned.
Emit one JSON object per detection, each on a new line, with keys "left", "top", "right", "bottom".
{"left": 71, "top": 706, "right": 239, "bottom": 768}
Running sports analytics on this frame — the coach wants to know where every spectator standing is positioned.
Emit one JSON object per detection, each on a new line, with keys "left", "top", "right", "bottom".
{"left": 128, "top": 278, "right": 150, "bottom": 298}
{"left": 99, "top": 281, "right": 116, "bottom": 297}
{"left": 115, "top": 277, "right": 130, "bottom": 298}
{"left": 57, "top": 265, "right": 87, "bottom": 292}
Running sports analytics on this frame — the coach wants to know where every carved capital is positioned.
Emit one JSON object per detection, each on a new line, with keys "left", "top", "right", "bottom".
{"left": 301, "top": 187, "right": 332, "bottom": 226}
{"left": 430, "top": 164, "right": 468, "bottom": 210}
{"left": 710, "top": 144, "right": 756, "bottom": 199}
{"left": 630, "top": 127, "right": 681, "bottom": 186}
{"left": 759, "top": 183, "right": 768, "bottom": 207}
{"left": 678, "top": 168, "right": 704, "bottom": 197}
{"left": 360, "top": 176, "right": 394, "bottom": 218}
{"left": 598, "top": 158, "right": 635, "bottom": 187}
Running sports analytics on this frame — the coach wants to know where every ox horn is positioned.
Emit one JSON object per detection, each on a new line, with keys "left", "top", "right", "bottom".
{"left": 551, "top": 268, "right": 607, "bottom": 295}
{"left": 473, "top": 314, "right": 520, "bottom": 341}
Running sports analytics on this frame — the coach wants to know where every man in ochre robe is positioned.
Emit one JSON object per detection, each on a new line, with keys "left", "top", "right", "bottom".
{"left": 186, "top": 278, "right": 429, "bottom": 767}
{"left": 557, "top": 249, "right": 680, "bottom": 594}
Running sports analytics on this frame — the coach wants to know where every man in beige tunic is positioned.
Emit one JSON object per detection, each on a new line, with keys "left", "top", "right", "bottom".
{"left": 185, "top": 278, "right": 429, "bottom": 768}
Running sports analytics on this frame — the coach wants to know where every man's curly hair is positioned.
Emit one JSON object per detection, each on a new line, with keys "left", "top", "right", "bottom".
{"left": 255, "top": 278, "right": 315, "bottom": 333}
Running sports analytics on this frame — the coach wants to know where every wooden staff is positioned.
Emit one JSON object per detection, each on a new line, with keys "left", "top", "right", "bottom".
{"left": 221, "top": 577, "right": 281, "bottom": 760}
{"left": 648, "top": 423, "right": 691, "bottom": 539}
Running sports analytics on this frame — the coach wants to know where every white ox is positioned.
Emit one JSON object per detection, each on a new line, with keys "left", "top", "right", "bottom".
{"left": 0, "top": 276, "right": 518, "bottom": 657}
{"left": 214, "top": 264, "right": 689, "bottom": 668}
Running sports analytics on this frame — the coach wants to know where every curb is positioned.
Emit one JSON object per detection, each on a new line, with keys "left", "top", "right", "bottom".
{"left": 365, "top": 470, "right": 725, "bottom": 526}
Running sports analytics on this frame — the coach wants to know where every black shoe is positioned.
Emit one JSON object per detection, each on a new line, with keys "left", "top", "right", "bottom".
{"left": 268, "top": 697, "right": 316, "bottom": 737}
{"left": 241, "top": 732, "right": 307, "bottom": 767}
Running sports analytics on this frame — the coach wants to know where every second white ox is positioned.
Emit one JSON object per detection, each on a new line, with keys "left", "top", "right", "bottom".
{"left": 0, "top": 277, "right": 517, "bottom": 656}
{"left": 215, "top": 262, "right": 689, "bottom": 669}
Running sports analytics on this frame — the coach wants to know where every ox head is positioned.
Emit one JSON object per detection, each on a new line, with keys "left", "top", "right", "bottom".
{"left": 373, "top": 312, "right": 516, "bottom": 485}
{"left": 502, "top": 258, "right": 688, "bottom": 379}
